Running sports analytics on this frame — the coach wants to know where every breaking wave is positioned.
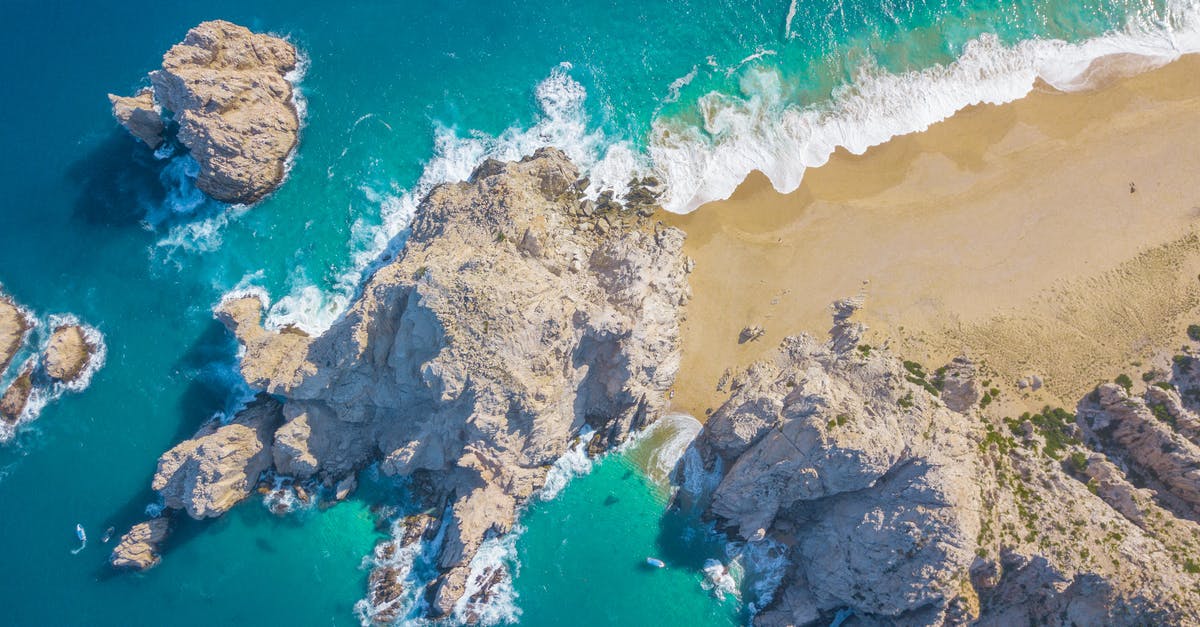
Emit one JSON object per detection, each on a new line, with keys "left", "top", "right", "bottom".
{"left": 651, "top": 3, "right": 1200, "bottom": 212}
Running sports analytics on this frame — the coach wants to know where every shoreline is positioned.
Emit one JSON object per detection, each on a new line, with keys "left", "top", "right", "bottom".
{"left": 665, "top": 53, "right": 1200, "bottom": 418}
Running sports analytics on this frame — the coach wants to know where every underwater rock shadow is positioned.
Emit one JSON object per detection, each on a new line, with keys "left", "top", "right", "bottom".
{"left": 66, "top": 130, "right": 169, "bottom": 228}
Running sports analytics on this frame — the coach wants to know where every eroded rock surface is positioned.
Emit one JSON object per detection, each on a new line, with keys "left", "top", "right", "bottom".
{"left": 107, "top": 89, "right": 163, "bottom": 149}
{"left": 685, "top": 303, "right": 1200, "bottom": 626}
{"left": 109, "top": 518, "right": 169, "bottom": 571}
{"left": 42, "top": 325, "right": 94, "bottom": 383}
{"left": 152, "top": 395, "right": 282, "bottom": 519}
{"left": 109, "top": 20, "right": 300, "bottom": 204}
{"left": 133, "top": 149, "right": 689, "bottom": 617}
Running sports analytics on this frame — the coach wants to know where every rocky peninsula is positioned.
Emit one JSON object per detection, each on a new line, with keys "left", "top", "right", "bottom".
{"left": 108, "top": 20, "right": 301, "bottom": 204}
{"left": 683, "top": 299, "right": 1200, "bottom": 625}
{"left": 112, "top": 148, "right": 691, "bottom": 618}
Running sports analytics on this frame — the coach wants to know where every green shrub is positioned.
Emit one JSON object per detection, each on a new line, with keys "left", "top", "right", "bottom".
{"left": 1115, "top": 374, "right": 1133, "bottom": 392}
{"left": 1189, "top": 324, "right": 1200, "bottom": 342}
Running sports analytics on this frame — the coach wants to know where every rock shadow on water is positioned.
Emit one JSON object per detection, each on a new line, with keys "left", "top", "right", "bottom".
{"left": 67, "top": 131, "right": 170, "bottom": 227}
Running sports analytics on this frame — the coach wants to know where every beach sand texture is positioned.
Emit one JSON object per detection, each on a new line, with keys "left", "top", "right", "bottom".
{"left": 667, "top": 54, "right": 1200, "bottom": 418}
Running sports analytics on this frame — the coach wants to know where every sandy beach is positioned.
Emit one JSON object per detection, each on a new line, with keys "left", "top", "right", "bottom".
{"left": 666, "top": 53, "right": 1200, "bottom": 418}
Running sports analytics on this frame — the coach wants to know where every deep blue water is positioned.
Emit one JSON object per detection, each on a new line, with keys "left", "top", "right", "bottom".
{"left": 0, "top": 0, "right": 1195, "bottom": 624}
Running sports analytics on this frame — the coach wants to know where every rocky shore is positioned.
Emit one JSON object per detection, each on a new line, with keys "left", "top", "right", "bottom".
{"left": 0, "top": 291, "right": 103, "bottom": 431}
{"left": 113, "top": 148, "right": 690, "bottom": 619}
{"left": 682, "top": 300, "right": 1200, "bottom": 625}
{"left": 108, "top": 20, "right": 301, "bottom": 204}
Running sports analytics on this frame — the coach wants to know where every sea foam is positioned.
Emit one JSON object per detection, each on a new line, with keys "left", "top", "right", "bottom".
{"left": 651, "top": 2, "right": 1200, "bottom": 212}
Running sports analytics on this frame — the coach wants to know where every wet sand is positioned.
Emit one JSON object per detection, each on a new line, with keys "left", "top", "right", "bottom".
{"left": 665, "top": 54, "right": 1200, "bottom": 418}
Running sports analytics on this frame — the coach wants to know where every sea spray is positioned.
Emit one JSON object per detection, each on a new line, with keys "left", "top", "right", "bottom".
{"left": 650, "top": 2, "right": 1200, "bottom": 212}
{"left": 253, "top": 63, "right": 641, "bottom": 335}
{"left": 0, "top": 315, "right": 107, "bottom": 443}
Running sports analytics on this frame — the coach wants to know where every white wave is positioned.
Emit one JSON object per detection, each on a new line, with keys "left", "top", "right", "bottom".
{"left": 784, "top": 0, "right": 798, "bottom": 40}
{"left": 538, "top": 425, "right": 596, "bottom": 501}
{"left": 451, "top": 527, "right": 523, "bottom": 626}
{"left": 664, "top": 66, "right": 699, "bottom": 104}
{"left": 0, "top": 316, "right": 107, "bottom": 443}
{"left": 354, "top": 507, "right": 451, "bottom": 626}
{"left": 251, "top": 62, "right": 641, "bottom": 335}
{"left": 725, "top": 537, "right": 791, "bottom": 615}
{"left": 701, "top": 558, "right": 739, "bottom": 599}
{"left": 651, "top": 3, "right": 1200, "bottom": 213}
{"left": 630, "top": 412, "right": 702, "bottom": 485}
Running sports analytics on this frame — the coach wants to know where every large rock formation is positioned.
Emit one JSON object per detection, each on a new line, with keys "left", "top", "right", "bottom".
{"left": 152, "top": 395, "right": 282, "bottom": 519}
{"left": 683, "top": 302, "right": 1200, "bottom": 625}
{"left": 128, "top": 149, "right": 689, "bottom": 617}
{"left": 108, "top": 20, "right": 300, "bottom": 204}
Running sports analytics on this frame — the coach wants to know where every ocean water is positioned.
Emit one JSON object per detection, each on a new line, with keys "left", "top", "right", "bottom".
{"left": 0, "top": 0, "right": 1196, "bottom": 624}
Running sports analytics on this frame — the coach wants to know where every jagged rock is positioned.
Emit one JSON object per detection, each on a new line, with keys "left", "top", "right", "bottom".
{"left": 109, "top": 20, "right": 300, "bottom": 204}
{"left": 42, "top": 325, "right": 94, "bottom": 383}
{"left": 0, "top": 294, "right": 30, "bottom": 375}
{"left": 0, "top": 366, "right": 32, "bottom": 423}
{"left": 940, "top": 355, "right": 982, "bottom": 413}
{"left": 1080, "top": 383, "right": 1200, "bottom": 517}
{"left": 685, "top": 303, "right": 1200, "bottom": 625}
{"left": 152, "top": 395, "right": 283, "bottom": 519}
{"left": 107, "top": 89, "right": 163, "bottom": 149}
{"left": 688, "top": 306, "right": 981, "bottom": 624}
{"left": 109, "top": 518, "right": 169, "bottom": 571}
{"left": 203, "top": 148, "right": 689, "bottom": 616}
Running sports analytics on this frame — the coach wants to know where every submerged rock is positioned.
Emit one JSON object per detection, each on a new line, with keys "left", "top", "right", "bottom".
{"left": 108, "top": 20, "right": 300, "bottom": 204}
{"left": 109, "top": 518, "right": 169, "bottom": 571}
{"left": 152, "top": 395, "right": 283, "bottom": 519}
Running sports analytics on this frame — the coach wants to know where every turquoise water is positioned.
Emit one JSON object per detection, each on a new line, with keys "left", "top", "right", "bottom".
{"left": 0, "top": 0, "right": 1194, "bottom": 624}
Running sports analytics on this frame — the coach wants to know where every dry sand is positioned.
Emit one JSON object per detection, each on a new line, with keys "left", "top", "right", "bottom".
{"left": 664, "top": 54, "right": 1200, "bottom": 418}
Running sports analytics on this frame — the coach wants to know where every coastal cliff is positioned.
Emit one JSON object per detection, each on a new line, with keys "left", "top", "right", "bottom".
{"left": 116, "top": 148, "right": 690, "bottom": 618}
{"left": 684, "top": 300, "right": 1200, "bottom": 625}
{"left": 108, "top": 20, "right": 300, "bottom": 204}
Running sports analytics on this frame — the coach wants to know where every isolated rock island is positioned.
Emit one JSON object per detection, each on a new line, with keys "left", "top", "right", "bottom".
{"left": 108, "top": 20, "right": 301, "bottom": 204}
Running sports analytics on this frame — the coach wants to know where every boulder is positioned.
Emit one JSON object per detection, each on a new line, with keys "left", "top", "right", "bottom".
{"left": 109, "top": 518, "right": 169, "bottom": 570}
{"left": 0, "top": 295, "right": 30, "bottom": 375}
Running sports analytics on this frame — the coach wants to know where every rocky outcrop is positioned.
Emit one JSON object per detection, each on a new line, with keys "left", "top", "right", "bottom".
{"left": 152, "top": 395, "right": 282, "bottom": 519}
{"left": 108, "top": 20, "right": 300, "bottom": 204}
{"left": 939, "top": 355, "right": 982, "bottom": 413}
{"left": 1080, "top": 382, "right": 1200, "bottom": 519}
{"left": 688, "top": 302, "right": 982, "bottom": 625}
{"left": 0, "top": 367, "right": 31, "bottom": 424}
{"left": 107, "top": 89, "right": 163, "bottom": 149}
{"left": 132, "top": 148, "right": 689, "bottom": 618}
{"left": 109, "top": 518, "right": 169, "bottom": 570}
{"left": 684, "top": 303, "right": 1200, "bottom": 626}
{"left": 42, "top": 325, "right": 95, "bottom": 383}
{"left": 0, "top": 295, "right": 30, "bottom": 375}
